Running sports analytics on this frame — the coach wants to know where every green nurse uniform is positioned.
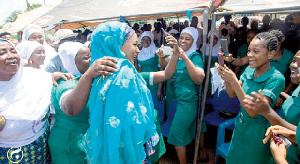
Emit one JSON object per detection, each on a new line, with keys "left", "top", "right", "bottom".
{"left": 138, "top": 55, "right": 160, "bottom": 93}
{"left": 167, "top": 52, "right": 207, "bottom": 146}
{"left": 49, "top": 77, "right": 89, "bottom": 164}
{"left": 282, "top": 85, "right": 300, "bottom": 163}
{"left": 227, "top": 66, "right": 285, "bottom": 164}
{"left": 297, "top": 122, "right": 300, "bottom": 150}
{"left": 236, "top": 44, "right": 248, "bottom": 79}
{"left": 270, "top": 49, "right": 294, "bottom": 75}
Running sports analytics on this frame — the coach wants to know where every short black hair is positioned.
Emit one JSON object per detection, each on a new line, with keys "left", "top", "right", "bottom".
{"left": 254, "top": 32, "right": 278, "bottom": 51}
{"left": 0, "top": 32, "right": 11, "bottom": 37}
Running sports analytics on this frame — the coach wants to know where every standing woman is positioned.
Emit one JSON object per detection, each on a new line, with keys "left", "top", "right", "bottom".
{"left": 21, "top": 24, "right": 57, "bottom": 68}
{"left": 137, "top": 31, "right": 163, "bottom": 100}
{"left": 48, "top": 42, "right": 119, "bottom": 164}
{"left": 216, "top": 32, "right": 285, "bottom": 163}
{"left": 160, "top": 27, "right": 206, "bottom": 164}
{"left": 272, "top": 50, "right": 300, "bottom": 163}
{"left": 16, "top": 40, "right": 45, "bottom": 69}
{"left": 79, "top": 21, "right": 158, "bottom": 163}
{"left": 0, "top": 39, "right": 70, "bottom": 163}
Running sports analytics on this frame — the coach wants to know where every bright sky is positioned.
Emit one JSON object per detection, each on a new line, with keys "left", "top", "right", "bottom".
{"left": 0, "top": 0, "right": 61, "bottom": 26}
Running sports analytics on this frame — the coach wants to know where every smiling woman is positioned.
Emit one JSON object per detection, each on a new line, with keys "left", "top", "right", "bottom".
{"left": 16, "top": 40, "right": 45, "bottom": 69}
{"left": 79, "top": 21, "right": 158, "bottom": 164}
{"left": 0, "top": 38, "right": 52, "bottom": 163}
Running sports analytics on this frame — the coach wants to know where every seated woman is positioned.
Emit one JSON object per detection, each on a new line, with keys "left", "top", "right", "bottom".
{"left": 216, "top": 32, "right": 285, "bottom": 163}
{"left": 0, "top": 38, "right": 72, "bottom": 163}
{"left": 16, "top": 40, "right": 45, "bottom": 69}
{"left": 50, "top": 22, "right": 181, "bottom": 163}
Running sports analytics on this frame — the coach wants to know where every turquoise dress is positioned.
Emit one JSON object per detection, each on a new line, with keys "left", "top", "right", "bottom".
{"left": 80, "top": 21, "right": 157, "bottom": 164}
{"left": 49, "top": 77, "right": 89, "bottom": 164}
{"left": 270, "top": 49, "right": 294, "bottom": 75}
{"left": 282, "top": 85, "right": 300, "bottom": 163}
{"left": 167, "top": 51, "right": 207, "bottom": 146}
{"left": 227, "top": 66, "right": 285, "bottom": 164}
{"left": 138, "top": 55, "right": 160, "bottom": 93}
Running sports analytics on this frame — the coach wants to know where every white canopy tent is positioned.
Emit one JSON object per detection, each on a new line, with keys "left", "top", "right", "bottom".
{"left": 37, "top": 0, "right": 212, "bottom": 29}
{"left": 217, "top": 0, "right": 300, "bottom": 14}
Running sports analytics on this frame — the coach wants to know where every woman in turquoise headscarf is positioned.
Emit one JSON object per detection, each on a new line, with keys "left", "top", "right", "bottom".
{"left": 79, "top": 21, "right": 183, "bottom": 164}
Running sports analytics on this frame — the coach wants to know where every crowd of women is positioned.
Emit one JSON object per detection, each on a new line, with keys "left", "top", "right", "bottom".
{"left": 0, "top": 11, "right": 299, "bottom": 164}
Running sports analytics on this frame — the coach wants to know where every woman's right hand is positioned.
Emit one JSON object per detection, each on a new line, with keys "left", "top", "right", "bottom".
{"left": 215, "top": 62, "right": 237, "bottom": 83}
{"left": 85, "top": 57, "right": 118, "bottom": 79}
{"left": 263, "top": 125, "right": 297, "bottom": 145}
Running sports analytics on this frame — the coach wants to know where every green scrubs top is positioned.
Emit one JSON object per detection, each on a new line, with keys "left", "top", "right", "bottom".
{"left": 138, "top": 55, "right": 160, "bottom": 93}
{"left": 49, "top": 76, "right": 89, "bottom": 164}
{"left": 236, "top": 44, "right": 248, "bottom": 79}
{"left": 282, "top": 85, "right": 300, "bottom": 163}
{"left": 297, "top": 122, "right": 300, "bottom": 150}
{"left": 227, "top": 66, "right": 285, "bottom": 164}
{"left": 167, "top": 51, "right": 207, "bottom": 146}
{"left": 270, "top": 49, "right": 294, "bottom": 75}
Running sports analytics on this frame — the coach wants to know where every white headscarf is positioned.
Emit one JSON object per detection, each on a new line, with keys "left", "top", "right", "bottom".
{"left": 0, "top": 39, "right": 52, "bottom": 147}
{"left": 205, "top": 30, "right": 221, "bottom": 57}
{"left": 137, "top": 31, "right": 158, "bottom": 61}
{"left": 180, "top": 27, "right": 198, "bottom": 59}
{"left": 58, "top": 42, "right": 85, "bottom": 75}
{"left": 16, "top": 40, "right": 43, "bottom": 65}
{"left": 22, "top": 24, "right": 57, "bottom": 66}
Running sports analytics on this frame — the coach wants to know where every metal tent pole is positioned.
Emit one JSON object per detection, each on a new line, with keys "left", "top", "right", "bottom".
{"left": 193, "top": 11, "right": 216, "bottom": 164}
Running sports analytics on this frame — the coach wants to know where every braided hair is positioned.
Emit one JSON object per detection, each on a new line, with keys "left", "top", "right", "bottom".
{"left": 254, "top": 32, "right": 278, "bottom": 51}
{"left": 269, "top": 29, "right": 285, "bottom": 42}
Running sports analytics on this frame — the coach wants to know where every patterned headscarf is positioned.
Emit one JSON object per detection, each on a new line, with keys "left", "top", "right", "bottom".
{"left": 81, "top": 21, "right": 156, "bottom": 164}
{"left": 90, "top": 21, "right": 135, "bottom": 64}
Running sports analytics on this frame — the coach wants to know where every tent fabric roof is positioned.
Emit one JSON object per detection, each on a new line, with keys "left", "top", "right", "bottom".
{"left": 217, "top": 0, "right": 300, "bottom": 14}
{"left": 38, "top": 0, "right": 210, "bottom": 29}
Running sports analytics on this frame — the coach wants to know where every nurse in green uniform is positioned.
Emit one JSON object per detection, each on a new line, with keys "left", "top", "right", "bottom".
{"left": 161, "top": 27, "right": 206, "bottom": 164}
{"left": 233, "top": 29, "right": 258, "bottom": 79}
{"left": 216, "top": 32, "right": 285, "bottom": 164}
{"left": 137, "top": 31, "right": 162, "bottom": 99}
{"left": 249, "top": 50, "right": 300, "bottom": 163}
{"left": 49, "top": 42, "right": 120, "bottom": 163}
{"left": 49, "top": 33, "right": 182, "bottom": 163}
{"left": 269, "top": 30, "right": 294, "bottom": 76}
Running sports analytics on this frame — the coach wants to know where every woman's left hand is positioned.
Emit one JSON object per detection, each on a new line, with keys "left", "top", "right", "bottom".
{"left": 51, "top": 72, "right": 75, "bottom": 86}
{"left": 215, "top": 63, "right": 236, "bottom": 83}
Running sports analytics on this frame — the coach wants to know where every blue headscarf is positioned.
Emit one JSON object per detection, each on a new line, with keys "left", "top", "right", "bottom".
{"left": 80, "top": 21, "right": 157, "bottom": 164}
